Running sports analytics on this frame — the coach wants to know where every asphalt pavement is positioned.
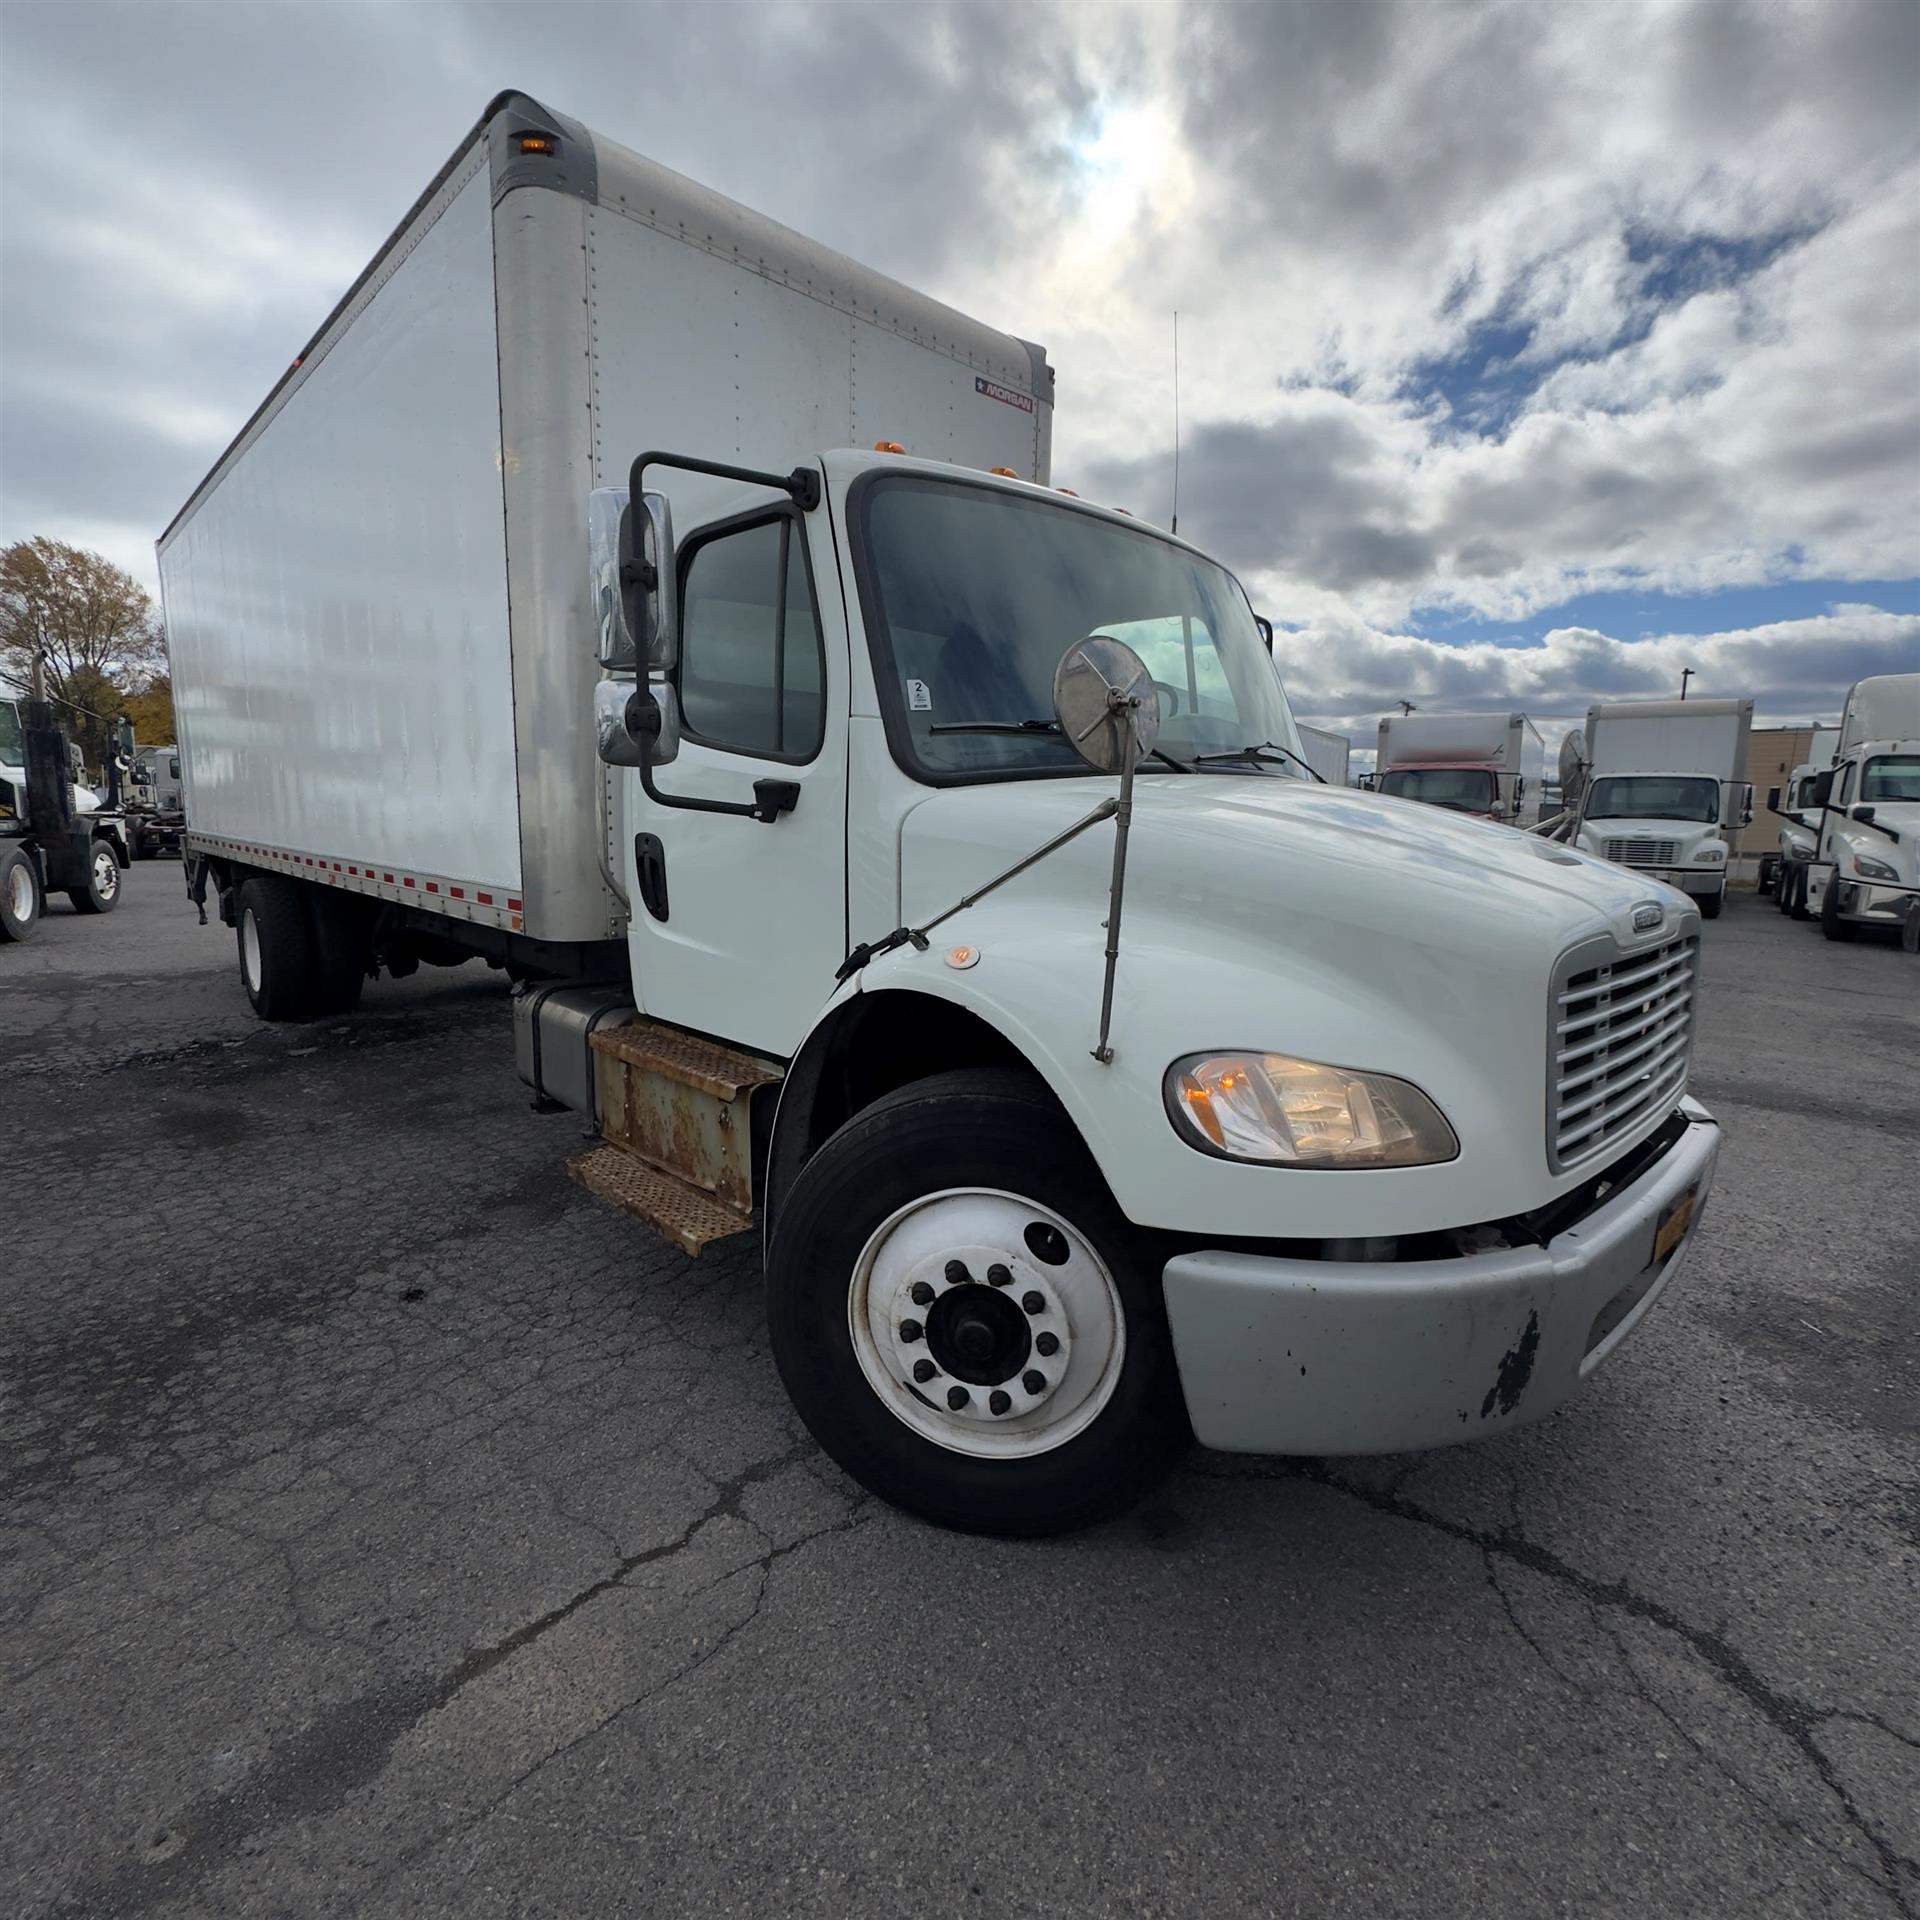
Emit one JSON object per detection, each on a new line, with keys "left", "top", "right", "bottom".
{"left": 3, "top": 864, "right": 1916, "bottom": 1918}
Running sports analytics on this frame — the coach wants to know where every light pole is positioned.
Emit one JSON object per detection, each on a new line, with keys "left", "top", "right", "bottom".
{"left": 1679, "top": 668, "right": 1695, "bottom": 701}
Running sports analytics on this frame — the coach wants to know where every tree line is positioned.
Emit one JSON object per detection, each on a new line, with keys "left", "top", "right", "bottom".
{"left": 0, "top": 537, "right": 174, "bottom": 769}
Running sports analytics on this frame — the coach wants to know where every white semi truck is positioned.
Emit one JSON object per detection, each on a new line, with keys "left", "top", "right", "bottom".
{"left": 1374, "top": 711, "right": 1546, "bottom": 827}
{"left": 1298, "top": 723, "right": 1352, "bottom": 788}
{"left": 1763, "top": 725, "right": 1838, "bottom": 915}
{"left": 0, "top": 694, "right": 131, "bottom": 941}
{"left": 156, "top": 92, "right": 1722, "bottom": 1535}
{"left": 1574, "top": 699, "right": 1754, "bottom": 919}
{"left": 1800, "top": 674, "right": 1920, "bottom": 943}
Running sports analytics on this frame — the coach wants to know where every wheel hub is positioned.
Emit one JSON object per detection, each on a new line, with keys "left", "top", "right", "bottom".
{"left": 851, "top": 1189, "right": 1122, "bottom": 1459}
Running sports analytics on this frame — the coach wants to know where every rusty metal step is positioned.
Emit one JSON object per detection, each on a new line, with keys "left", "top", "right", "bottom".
{"left": 567, "top": 1146, "right": 754, "bottom": 1257}
{"left": 587, "top": 1020, "right": 784, "bottom": 1220}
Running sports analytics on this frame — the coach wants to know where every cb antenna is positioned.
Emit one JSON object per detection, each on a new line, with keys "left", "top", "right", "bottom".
{"left": 1170, "top": 310, "right": 1180, "bottom": 536}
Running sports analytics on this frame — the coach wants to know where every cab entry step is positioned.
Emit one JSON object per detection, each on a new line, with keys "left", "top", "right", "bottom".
{"left": 582, "top": 1021, "right": 784, "bottom": 1252}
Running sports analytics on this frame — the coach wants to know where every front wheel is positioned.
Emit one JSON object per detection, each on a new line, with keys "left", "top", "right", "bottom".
{"left": 1820, "top": 875, "right": 1859, "bottom": 942}
{"left": 1789, "top": 865, "right": 1813, "bottom": 921}
{"left": 767, "top": 1069, "right": 1191, "bottom": 1536}
{"left": 1699, "top": 885, "right": 1724, "bottom": 919}
{"left": 0, "top": 846, "right": 42, "bottom": 942}
{"left": 67, "top": 840, "right": 122, "bottom": 914}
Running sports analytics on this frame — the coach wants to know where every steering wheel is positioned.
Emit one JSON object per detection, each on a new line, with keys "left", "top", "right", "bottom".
{"left": 1151, "top": 679, "right": 1185, "bottom": 719}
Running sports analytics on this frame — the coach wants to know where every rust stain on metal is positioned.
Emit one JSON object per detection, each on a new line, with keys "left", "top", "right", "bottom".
{"left": 568, "top": 1147, "right": 752, "bottom": 1256}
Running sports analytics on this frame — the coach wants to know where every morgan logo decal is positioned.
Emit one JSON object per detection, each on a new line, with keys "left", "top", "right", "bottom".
{"left": 975, "top": 376, "right": 1035, "bottom": 414}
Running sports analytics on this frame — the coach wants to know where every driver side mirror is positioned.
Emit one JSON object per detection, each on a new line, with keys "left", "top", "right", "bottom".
{"left": 1766, "top": 786, "right": 1781, "bottom": 815}
{"left": 1853, "top": 804, "right": 1877, "bottom": 826}
{"left": 1253, "top": 616, "right": 1274, "bottom": 654}
{"left": 1809, "top": 768, "right": 1835, "bottom": 807}
{"left": 619, "top": 492, "right": 678, "bottom": 672}
{"left": 595, "top": 677, "right": 681, "bottom": 769}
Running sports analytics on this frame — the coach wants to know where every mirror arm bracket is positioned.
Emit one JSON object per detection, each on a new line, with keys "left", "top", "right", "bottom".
{"left": 629, "top": 450, "right": 819, "bottom": 513}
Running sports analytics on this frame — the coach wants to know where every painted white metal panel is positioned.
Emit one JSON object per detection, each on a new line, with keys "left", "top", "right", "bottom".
{"left": 1839, "top": 673, "right": 1920, "bottom": 751}
{"left": 159, "top": 167, "right": 521, "bottom": 895}
{"left": 1298, "top": 724, "right": 1351, "bottom": 786}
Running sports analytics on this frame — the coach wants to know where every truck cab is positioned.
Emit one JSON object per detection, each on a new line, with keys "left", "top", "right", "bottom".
{"left": 1802, "top": 674, "right": 1920, "bottom": 942}
{"left": 0, "top": 696, "right": 130, "bottom": 941}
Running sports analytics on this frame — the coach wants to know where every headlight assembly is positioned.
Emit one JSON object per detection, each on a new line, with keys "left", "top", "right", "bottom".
{"left": 1165, "top": 1053, "right": 1459, "bottom": 1168}
{"left": 1855, "top": 854, "right": 1899, "bottom": 882}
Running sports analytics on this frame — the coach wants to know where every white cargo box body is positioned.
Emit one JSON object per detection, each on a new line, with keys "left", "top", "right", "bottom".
{"left": 1838, "top": 674, "right": 1920, "bottom": 751}
{"left": 1376, "top": 711, "right": 1537, "bottom": 772}
{"left": 158, "top": 92, "right": 1054, "bottom": 946}
{"left": 1297, "top": 724, "right": 1351, "bottom": 786}
{"left": 1584, "top": 698, "right": 1753, "bottom": 827}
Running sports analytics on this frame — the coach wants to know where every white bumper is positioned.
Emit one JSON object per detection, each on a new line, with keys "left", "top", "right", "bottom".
{"left": 1161, "top": 1098, "right": 1720, "bottom": 1455}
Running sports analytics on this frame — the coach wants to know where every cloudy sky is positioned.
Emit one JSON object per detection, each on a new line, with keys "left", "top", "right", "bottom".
{"left": 2, "top": 0, "right": 1915, "bottom": 749}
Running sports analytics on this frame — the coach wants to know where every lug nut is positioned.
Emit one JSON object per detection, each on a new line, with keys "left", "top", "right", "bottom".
{"left": 910, "top": 1281, "right": 935, "bottom": 1306}
{"left": 913, "top": 1359, "right": 936, "bottom": 1384}
{"left": 947, "top": 1385, "right": 971, "bottom": 1411}
{"left": 944, "top": 1260, "right": 971, "bottom": 1286}
{"left": 1022, "top": 1370, "right": 1046, "bottom": 1395}
{"left": 1020, "top": 1291, "right": 1045, "bottom": 1316}
{"left": 988, "top": 1390, "right": 1012, "bottom": 1415}
{"left": 900, "top": 1318, "right": 923, "bottom": 1343}
{"left": 987, "top": 1263, "right": 1013, "bottom": 1287}
{"left": 1035, "top": 1331, "right": 1060, "bottom": 1357}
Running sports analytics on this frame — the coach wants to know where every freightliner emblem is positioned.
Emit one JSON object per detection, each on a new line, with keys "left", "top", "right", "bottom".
{"left": 1632, "top": 902, "right": 1664, "bottom": 932}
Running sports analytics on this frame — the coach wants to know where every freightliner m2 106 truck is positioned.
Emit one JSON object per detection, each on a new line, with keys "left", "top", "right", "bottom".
{"left": 1374, "top": 711, "right": 1545, "bottom": 827}
{"left": 157, "top": 94, "right": 1722, "bottom": 1534}
{"left": 1574, "top": 699, "right": 1754, "bottom": 919}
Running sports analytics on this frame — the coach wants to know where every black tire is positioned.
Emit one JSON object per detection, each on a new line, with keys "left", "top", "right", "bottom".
{"left": 1699, "top": 886, "right": 1723, "bottom": 920}
{"left": 767, "top": 1068, "right": 1192, "bottom": 1536}
{"left": 0, "top": 845, "right": 42, "bottom": 942}
{"left": 1789, "top": 864, "right": 1813, "bottom": 921}
{"left": 1775, "top": 862, "right": 1795, "bottom": 914}
{"left": 304, "top": 889, "right": 369, "bottom": 1014}
{"left": 1757, "top": 859, "right": 1775, "bottom": 897}
{"left": 235, "top": 876, "right": 316, "bottom": 1018}
{"left": 66, "top": 838, "right": 122, "bottom": 914}
{"left": 1820, "top": 874, "right": 1858, "bottom": 942}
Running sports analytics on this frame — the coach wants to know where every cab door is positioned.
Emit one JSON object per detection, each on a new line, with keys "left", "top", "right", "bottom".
{"left": 622, "top": 502, "right": 848, "bottom": 1059}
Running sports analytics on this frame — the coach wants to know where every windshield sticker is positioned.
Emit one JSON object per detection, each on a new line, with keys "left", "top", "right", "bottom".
{"left": 975, "top": 376, "right": 1035, "bottom": 415}
{"left": 906, "top": 679, "right": 933, "bottom": 712}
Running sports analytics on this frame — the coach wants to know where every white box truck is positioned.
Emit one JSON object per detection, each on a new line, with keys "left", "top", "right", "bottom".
{"left": 1374, "top": 711, "right": 1546, "bottom": 827}
{"left": 1298, "top": 724, "right": 1352, "bottom": 788}
{"left": 1762, "top": 725, "right": 1838, "bottom": 914}
{"left": 1573, "top": 699, "right": 1754, "bottom": 918}
{"left": 1800, "top": 675, "right": 1920, "bottom": 942}
{"left": 157, "top": 92, "right": 1722, "bottom": 1535}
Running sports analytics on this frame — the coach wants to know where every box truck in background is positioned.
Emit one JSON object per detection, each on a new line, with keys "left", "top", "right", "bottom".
{"left": 1298, "top": 724, "right": 1351, "bottom": 787}
{"left": 156, "top": 91, "right": 1722, "bottom": 1535}
{"left": 1374, "top": 712, "right": 1546, "bottom": 827}
{"left": 1800, "top": 675, "right": 1920, "bottom": 942}
{"left": 1573, "top": 700, "right": 1753, "bottom": 919}
{"left": 1762, "top": 725, "right": 1838, "bottom": 913}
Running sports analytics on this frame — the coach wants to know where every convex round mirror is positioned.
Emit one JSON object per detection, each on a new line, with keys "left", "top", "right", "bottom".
{"left": 1557, "top": 727, "right": 1589, "bottom": 806}
{"left": 1052, "top": 634, "right": 1161, "bottom": 775}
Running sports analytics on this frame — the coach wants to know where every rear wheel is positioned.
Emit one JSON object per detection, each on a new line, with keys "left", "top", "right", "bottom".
{"left": 67, "top": 840, "right": 121, "bottom": 914}
{"left": 0, "top": 846, "right": 41, "bottom": 942}
{"left": 767, "top": 1068, "right": 1191, "bottom": 1536}
{"left": 304, "top": 889, "right": 370, "bottom": 1013}
{"left": 236, "top": 876, "right": 316, "bottom": 1018}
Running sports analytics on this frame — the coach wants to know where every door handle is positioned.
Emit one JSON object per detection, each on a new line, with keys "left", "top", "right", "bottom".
{"left": 634, "top": 833, "right": 669, "bottom": 921}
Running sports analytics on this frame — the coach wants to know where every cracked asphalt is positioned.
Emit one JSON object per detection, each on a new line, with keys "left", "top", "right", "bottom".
{"left": 3, "top": 865, "right": 1916, "bottom": 1919}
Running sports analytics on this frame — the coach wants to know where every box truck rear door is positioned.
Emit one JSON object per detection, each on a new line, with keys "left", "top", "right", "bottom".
{"left": 623, "top": 506, "right": 847, "bottom": 1059}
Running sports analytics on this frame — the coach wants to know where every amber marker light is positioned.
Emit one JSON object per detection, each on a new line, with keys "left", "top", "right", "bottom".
{"left": 874, "top": 440, "right": 907, "bottom": 454}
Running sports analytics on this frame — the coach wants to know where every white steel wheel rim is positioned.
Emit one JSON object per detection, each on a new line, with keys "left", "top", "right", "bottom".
{"left": 241, "top": 910, "right": 263, "bottom": 992}
{"left": 5, "top": 861, "right": 33, "bottom": 923}
{"left": 93, "top": 848, "right": 117, "bottom": 899}
{"left": 848, "top": 1187, "right": 1126, "bottom": 1460}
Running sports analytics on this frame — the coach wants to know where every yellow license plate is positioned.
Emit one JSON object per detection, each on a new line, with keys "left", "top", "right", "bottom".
{"left": 1653, "top": 1186, "right": 1697, "bottom": 1265}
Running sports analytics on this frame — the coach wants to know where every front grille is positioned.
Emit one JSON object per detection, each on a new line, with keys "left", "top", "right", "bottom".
{"left": 1549, "top": 934, "right": 1697, "bottom": 1170}
{"left": 1602, "top": 837, "right": 1678, "bottom": 866}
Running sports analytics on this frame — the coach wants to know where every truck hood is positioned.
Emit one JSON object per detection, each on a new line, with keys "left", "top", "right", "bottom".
{"left": 1579, "top": 816, "right": 1722, "bottom": 840}
{"left": 900, "top": 773, "right": 1682, "bottom": 967}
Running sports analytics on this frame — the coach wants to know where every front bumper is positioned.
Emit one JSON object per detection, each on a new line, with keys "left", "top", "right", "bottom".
{"left": 1637, "top": 866, "right": 1724, "bottom": 896}
{"left": 1162, "top": 1097, "right": 1721, "bottom": 1455}
{"left": 1833, "top": 877, "right": 1920, "bottom": 922}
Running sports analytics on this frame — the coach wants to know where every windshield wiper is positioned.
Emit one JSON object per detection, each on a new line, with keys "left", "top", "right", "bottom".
{"left": 1189, "top": 739, "right": 1325, "bottom": 782}
{"left": 930, "top": 718, "right": 1192, "bottom": 773}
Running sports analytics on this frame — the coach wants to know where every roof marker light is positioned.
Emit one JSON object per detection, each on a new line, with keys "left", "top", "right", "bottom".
{"left": 874, "top": 440, "right": 907, "bottom": 455}
{"left": 989, "top": 466, "right": 1019, "bottom": 478}
{"left": 518, "top": 133, "right": 558, "bottom": 156}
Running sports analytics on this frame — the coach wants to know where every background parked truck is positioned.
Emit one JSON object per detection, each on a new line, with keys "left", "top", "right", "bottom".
{"left": 1573, "top": 699, "right": 1753, "bottom": 919}
{"left": 1800, "top": 674, "right": 1920, "bottom": 943}
{"left": 1763, "top": 725, "right": 1838, "bottom": 914}
{"left": 1374, "top": 711, "right": 1545, "bottom": 827}
{"left": 0, "top": 689, "right": 131, "bottom": 941}
{"left": 157, "top": 91, "right": 1722, "bottom": 1535}
{"left": 1298, "top": 723, "right": 1352, "bottom": 788}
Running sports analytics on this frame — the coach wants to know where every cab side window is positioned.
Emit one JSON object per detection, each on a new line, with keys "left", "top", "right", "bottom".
{"left": 1835, "top": 760, "right": 1855, "bottom": 806}
{"left": 677, "top": 518, "right": 824, "bottom": 760}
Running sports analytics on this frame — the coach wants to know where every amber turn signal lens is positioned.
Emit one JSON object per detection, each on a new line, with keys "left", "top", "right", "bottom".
{"left": 873, "top": 440, "right": 907, "bottom": 455}
{"left": 989, "top": 466, "right": 1019, "bottom": 478}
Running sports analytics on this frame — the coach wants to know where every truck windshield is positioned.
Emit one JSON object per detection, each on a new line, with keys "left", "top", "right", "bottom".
{"left": 1585, "top": 775, "right": 1721, "bottom": 823}
{"left": 1862, "top": 754, "right": 1920, "bottom": 802}
{"left": 1377, "top": 767, "right": 1496, "bottom": 812}
{"left": 854, "top": 474, "right": 1300, "bottom": 780}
